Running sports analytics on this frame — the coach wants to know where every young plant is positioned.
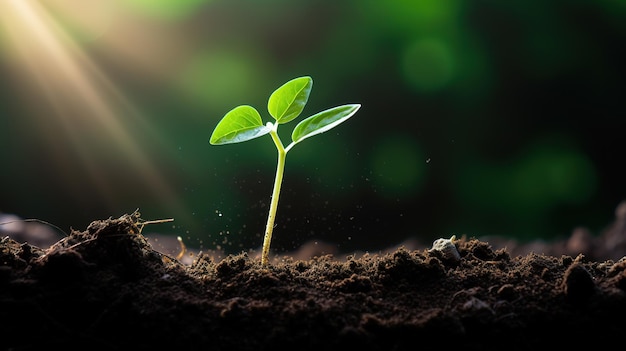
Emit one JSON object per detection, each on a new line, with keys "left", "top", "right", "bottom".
{"left": 209, "top": 76, "right": 361, "bottom": 266}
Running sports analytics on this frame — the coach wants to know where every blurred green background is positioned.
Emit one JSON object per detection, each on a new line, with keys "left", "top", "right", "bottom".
{"left": 1, "top": 0, "right": 624, "bottom": 254}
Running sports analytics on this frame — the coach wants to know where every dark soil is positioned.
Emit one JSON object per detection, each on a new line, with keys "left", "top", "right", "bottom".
{"left": 2, "top": 205, "right": 626, "bottom": 351}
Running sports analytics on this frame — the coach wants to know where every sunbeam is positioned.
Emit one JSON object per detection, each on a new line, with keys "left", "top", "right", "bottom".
{"left": 0, "top": 0, "right": 190, "bottom": 226}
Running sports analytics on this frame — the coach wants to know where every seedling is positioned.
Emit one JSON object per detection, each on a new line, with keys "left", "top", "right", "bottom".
{"left": 210, "top": 76, "right": 361, "bottom": 266}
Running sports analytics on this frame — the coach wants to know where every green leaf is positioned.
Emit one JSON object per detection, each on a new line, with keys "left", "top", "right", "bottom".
{"left": 267, "top": 76, "right": 313, "bottom": 124}
{"left": 210, "top": 105, "right": 271, "bottom": 145}
{"left": 291, "top": 104, "right": 361, "bottom": 144}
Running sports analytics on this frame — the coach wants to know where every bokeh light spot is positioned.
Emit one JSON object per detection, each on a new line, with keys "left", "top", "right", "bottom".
{"left": 178, "top": 49, "right": 270, "bottom": 114}
{"left": 510, "top": 143, "right": 597, "bottom": 209}
{"left": 371, "top": 0, "right": 461, "bottom": 33}
{"left": 401, "top": 38, "right": 455, "bottom": 92}
{"left": 456, "top": 137, "right": 597, "bottom": 236}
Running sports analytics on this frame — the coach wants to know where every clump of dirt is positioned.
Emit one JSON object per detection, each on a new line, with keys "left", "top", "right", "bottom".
{"left": 1, "top": 210, "right": 626, "bottom": 350}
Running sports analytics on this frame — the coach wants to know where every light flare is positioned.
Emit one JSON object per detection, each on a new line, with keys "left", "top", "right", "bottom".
{"left": 0, "top": 0, "right": 189, "bottom": 223}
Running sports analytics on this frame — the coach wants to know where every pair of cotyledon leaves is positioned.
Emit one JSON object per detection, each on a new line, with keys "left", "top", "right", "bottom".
{"left": 209, "top": 76, "right": 361, "bottom": 146}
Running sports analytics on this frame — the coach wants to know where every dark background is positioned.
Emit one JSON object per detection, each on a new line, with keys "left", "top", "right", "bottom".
{"left": 1, "top": 0, "right": 624, "bottom": 255}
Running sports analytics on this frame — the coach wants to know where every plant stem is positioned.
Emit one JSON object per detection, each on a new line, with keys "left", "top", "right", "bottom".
{"left": 261, "top": 126, "right": 287, "bottom": 266}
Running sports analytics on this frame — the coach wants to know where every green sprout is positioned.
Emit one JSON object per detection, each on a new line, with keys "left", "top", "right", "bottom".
{"left": 209, "top": 76, "right": 361, "bottom": 266}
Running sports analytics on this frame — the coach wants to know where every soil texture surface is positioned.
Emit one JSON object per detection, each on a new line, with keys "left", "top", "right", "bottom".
{"left": 2, "top": 206, "right": 626, "bottom": 351}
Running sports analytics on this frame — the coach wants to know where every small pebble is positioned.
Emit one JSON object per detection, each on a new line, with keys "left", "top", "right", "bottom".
{"left": 429, "top": 235, "right": 461, "bottom": 262}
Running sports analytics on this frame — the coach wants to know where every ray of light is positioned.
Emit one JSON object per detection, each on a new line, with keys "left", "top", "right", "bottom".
{"left": 0, "top": 0, "right": 190, "bottom": 225}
